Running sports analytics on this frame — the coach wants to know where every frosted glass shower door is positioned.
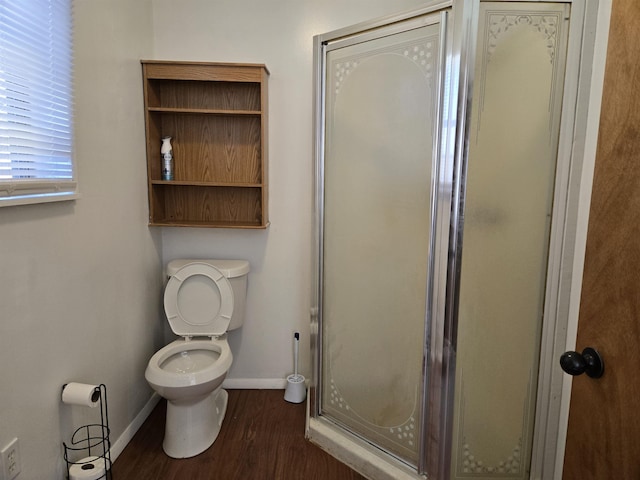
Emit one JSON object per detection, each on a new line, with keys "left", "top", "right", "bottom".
{"left": 320, "top": 18, "right": 444, "bottom": 466}
{"left": 450, "top": 3, "right": 571, "bottom": 478}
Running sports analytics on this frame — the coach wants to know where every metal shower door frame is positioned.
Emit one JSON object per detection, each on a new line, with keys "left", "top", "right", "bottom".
{"left": 309, "top": 0, "right": 478, "bottom": 477}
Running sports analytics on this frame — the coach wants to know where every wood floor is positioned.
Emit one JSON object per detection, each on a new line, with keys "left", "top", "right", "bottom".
{"left": 111, "top": 389, "right": 366, "bottom": 480}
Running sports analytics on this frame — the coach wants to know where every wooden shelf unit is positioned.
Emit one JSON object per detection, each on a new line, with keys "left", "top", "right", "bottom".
{"left": 141, "top": 60, "right": 269, "bottom": 228}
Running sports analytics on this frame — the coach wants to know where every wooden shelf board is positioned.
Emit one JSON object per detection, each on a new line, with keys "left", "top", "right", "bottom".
{"left": 149, "top": 220, "right": 270, "bottom": 229}
{"left": 148, "top": 107, "right": 261, "bottom": 116}
{"left": 150, "top": 180, "right": 264, "bottom": 188}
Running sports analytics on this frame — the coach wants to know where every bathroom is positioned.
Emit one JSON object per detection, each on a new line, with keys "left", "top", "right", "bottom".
{"left": 0, "top": 0, "right": 637, "bottom": 479}
{"left": 0, "top": 0, "right": 427, "bottom": 477}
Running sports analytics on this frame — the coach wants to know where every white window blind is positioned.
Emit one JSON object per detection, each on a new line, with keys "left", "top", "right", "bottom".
{"left": 0, "top": 0, "right": 76, "bottom": 206}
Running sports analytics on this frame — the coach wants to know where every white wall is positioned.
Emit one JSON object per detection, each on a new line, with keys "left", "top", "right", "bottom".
{"left": 153, "top": 0, "right": 426, "bottom": 385}
{"left": 0, "top": 1, "right": 160, "bottom": 478}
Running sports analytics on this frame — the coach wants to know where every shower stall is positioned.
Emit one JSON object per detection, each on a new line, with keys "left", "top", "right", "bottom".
{"left": 309, "top": 1, "right": 606, "bottom": 479}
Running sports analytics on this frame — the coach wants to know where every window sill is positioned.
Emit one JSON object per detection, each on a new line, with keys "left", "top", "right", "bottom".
{"left": 0, "top": 191, "right": 80, "bottom": 208}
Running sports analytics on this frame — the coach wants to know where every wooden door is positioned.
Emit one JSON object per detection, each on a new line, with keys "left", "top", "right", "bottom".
{"left": 563, "top": 0, "right": 640, "bottom": 478}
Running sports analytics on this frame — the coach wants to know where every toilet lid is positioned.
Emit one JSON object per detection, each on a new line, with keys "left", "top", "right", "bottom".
{"left": 163, "top": 262, "right": 234, "bottom": 336}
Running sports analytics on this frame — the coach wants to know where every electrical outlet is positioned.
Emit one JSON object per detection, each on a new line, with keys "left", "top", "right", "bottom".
{"left": 1, "top": 438, "right": 21, "bottom": 480}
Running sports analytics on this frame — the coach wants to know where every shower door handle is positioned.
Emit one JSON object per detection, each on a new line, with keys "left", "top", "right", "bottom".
{"left": 560, "top": 347, "right": 604, "bottom": 378}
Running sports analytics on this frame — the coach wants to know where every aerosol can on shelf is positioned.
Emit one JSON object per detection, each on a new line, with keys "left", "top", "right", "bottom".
{"left": 161, "top": 136, "right": 174, "bottom": 181}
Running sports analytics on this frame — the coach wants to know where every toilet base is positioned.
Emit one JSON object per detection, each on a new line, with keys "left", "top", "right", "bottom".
{"left": 162, "top": 387, "right": 229, "bottom": 458}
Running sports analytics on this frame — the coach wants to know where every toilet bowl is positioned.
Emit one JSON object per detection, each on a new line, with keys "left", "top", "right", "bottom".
{"left": 145, "top": 259, "right": 249, "bottom": 458}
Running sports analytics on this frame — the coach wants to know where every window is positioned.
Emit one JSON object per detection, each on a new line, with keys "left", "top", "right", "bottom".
{"left": 0, "top": 0, "right": 75, "bottom": 206}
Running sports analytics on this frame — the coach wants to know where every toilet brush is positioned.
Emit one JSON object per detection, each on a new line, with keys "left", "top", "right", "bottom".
{"left": 284, "top": 332, "right": 306, "bottom": 403}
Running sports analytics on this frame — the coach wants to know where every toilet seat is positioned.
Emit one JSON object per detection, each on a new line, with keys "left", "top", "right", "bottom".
{"left": 145, "top": 337, "right": 232, "bottom": 391}
{"left": 164, "top": 262, "right": 234, "bottom": 337}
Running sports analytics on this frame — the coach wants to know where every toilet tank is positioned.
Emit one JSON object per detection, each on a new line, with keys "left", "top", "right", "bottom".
{"left": 166, "top": 259, "right": 250, "bottom": 331}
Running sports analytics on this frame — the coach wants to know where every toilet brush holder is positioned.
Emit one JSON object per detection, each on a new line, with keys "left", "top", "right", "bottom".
{"left": 284, "top": 332, "right": 306, "bottom": 403}
{"left": 284, "top": 374, "right": 306, "bottom": 404}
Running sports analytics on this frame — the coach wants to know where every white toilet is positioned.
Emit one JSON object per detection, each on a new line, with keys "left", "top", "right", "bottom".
{"left": 145, "top": 259, "right": 249, "bottom": 458}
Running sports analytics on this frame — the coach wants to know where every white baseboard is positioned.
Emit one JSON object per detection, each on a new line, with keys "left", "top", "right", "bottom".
{"left": 109, "top": 393, "right": 161, "bottom": 463}
{"left": 222, "top": 377, "right": 287, "bottom": 389}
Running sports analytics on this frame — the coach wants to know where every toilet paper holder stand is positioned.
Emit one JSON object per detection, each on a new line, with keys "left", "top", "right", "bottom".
{"left": 62, "top": 384, "right": 112, "bottom": 480}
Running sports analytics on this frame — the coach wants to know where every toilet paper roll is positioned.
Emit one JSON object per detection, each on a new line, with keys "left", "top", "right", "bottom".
{"left": 61, "top": 383, "right": 101, "bottom": 408}
{"left": 68, "top": 456, "right": 110, "bottom": 480}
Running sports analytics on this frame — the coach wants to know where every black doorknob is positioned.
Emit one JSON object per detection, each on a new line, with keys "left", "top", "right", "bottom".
{"left": 560, "top": 347, "right": 604, "bottom": 378}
